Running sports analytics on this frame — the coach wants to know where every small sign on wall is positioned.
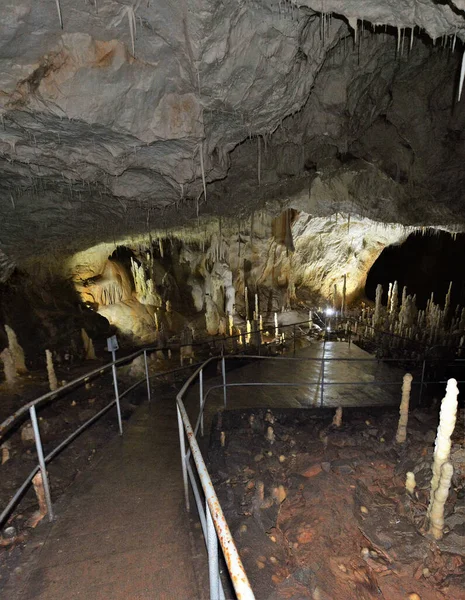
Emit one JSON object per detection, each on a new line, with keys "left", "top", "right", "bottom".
{"left": 106, "top": 335, "right": 119, "bottom": 352}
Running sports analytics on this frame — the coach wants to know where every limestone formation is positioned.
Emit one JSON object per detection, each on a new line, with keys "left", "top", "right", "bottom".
{"left": 396, "top": 373, "right": 413, "bottom": 444}
{"left": 428, "top": 462, "right": 454, "bottom": 540}
{"left": 1, "top": 348, "right": 16, "bottom": 386}
{"left": 427, "top": 379, "right": 459, "bottom": 517}
{"left": 45, "top": 349, "right": 58, "bottom": 392}
{"left": 4, "top": 325, "right": 27, "bottom": 373}
{"left": 81, "top": 329, "right": 96, "bottom": 360}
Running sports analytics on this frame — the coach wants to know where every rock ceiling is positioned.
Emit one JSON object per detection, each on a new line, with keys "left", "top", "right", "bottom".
{"left": 1, "top": 0, "right": 465, "bottom": 279}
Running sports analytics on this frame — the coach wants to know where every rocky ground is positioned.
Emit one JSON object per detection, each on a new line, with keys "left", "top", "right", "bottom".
{"left": 208, "top": 405, "right": 465, "bottom": 600}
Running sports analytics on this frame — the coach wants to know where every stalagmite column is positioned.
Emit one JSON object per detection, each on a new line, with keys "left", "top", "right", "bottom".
{"left": 5, "top": 324, "right": 27, "bottom": 373}
{"left": 429, "top": 462, "right": 454, "bottom": 540}
{"left": 374, "top": 284, "right": 383, "bottom": 326}
{"left": 81, "top": 329, "right": 96, "bottom": 360}
{"left": 406, "top": 472, "right": 416, "bottom": 495}
{"left": 1, "top": 348, "right": 16, "bottom": 386}
{"left": 332, "top": 407, "right": 343, "bottom": 427}
{"left": 396, "top": 373, "right": 413, "bottom": 443}
{"left": 390, "top": 281, "right": 398, "bottom": 315}
{"left": 428, "top": 379, "right": 459, "bottom": 517}
{"left": 45, "top": 349, "right": 58, "bottom": 392}
{"left": 274, "top": 312, "right": 279, "bottom": 338}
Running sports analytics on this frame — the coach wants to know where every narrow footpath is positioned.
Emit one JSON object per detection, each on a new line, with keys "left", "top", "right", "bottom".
{"left": 8, "top": 396, "right": 208, "bottom": 600}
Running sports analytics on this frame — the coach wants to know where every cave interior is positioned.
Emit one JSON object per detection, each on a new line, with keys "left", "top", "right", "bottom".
{"left": 0, "top": 2, "right": 465, "bottom": 599}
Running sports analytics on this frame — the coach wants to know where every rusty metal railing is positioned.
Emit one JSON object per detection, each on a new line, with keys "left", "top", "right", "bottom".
{"left": 175, "top": 351, "right": 464, "bottom": 599}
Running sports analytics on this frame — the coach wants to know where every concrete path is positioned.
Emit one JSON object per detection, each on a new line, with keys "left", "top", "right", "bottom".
{"left": 10, "top": 397, "right": 208, "bottom": 600}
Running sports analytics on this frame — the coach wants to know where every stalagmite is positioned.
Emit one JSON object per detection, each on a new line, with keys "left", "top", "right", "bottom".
{"left": 46, "top": 349, "right": 58, "bottom": 392}
{"left": 1, "top": 348, "right": 16, "bottom": 386}
{"left": 266, "top": 426, "right": 275, "bottom": 443}
{"left": 81, "top": 329, "right": 96, "bottom": 360}
{"left": 30, "top": 471, "right": 48, "bottom": 527}
{"left": 374, "top": 284, "right": 383, "bottom": 326}
{"left": 332, "top": 407, "right": 343, "bottom": 427}
{"left": 245, "top": 286, "right": 249, "bottom": 320}
{"left": 458, "top": 49, "right": 465, "bottom": 102}
{"left": 396, "top": 373, "right": 413, "bottom": 444}
{"left": 428, "top": 379, "right": 459, "bottom": 516}
{"left": 406, "top": 472, "right": 416, "bottom": 495}
{"left": 429, "top": 462, "right": 454, "bottom": 540}
{"left": 5, "top": 324, "right": 27, "bottom": 373}
{"left": 274, "top": 312, "right": 279, "bottom": 338}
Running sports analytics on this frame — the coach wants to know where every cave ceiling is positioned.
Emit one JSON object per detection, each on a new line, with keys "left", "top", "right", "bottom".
{"left": 1, "top": 0, "right": 465, "bottom": 279}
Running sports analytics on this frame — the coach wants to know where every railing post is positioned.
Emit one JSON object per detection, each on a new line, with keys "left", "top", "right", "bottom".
{"left": 419, "top": 358, "right": 427, "bottom": 405}
{"left": 111, "top": 349, "right": 123, "bottom": 435}
{"left": 177, "top": 404, "right": 190, "bottom": 511}
{"left": 143, "top": 350, "right": 151, "bottom": 402}
{"left": 29, "top": 405, "right": 54, "bottom": 522}
{"left": 199, "top": 369, "right": 204, "bottom": 437}
{"left": 221, "top": 357, "right": 227, "bottom": 407}
{"left": 320, "top": 337, "right": 325, "bottom": 408}
{"left": 206, "top": 500, "right": 221, "bottom": 600}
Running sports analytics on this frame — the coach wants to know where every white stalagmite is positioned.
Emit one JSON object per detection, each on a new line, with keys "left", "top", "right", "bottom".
{"left": 396, "top": 373, "right": 413, "bottom": 444}
{"left": 458, "top": 49, "right": 465, "bottom": 102}
{"left": 332, "top": 407, "right": 343, "bottom": 427}
{"left": 81, "top": 329, "right": 96, "bottom": 360}
{"left": 429, "top": 462, "right": 454, "bottom": 540}
{"left": 274, "top": 312, "right": 279, "bottom": 338}
{"left": 390, "top": 281, "right": 398, "bottom": 315}
{"left": 45, "top": 349, "right": 58, "bottom": 392}
{"left": 374, "top": 284, "right": 383, "bottom": 326}
{"left": 5, "top": 324, "right": 27, "bottom": 373}
{"left": 1, "top": 348, "right": 16, "bottom": 386}
{"left": 406, "top": 472, "right": 416, "bottom": 495}
{"left": 428, "top": 379, "right": 459, "bottom": 516}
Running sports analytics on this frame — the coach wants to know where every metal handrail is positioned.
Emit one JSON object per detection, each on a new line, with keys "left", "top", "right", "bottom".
{"left": 0, "top": 318, "right": 314, "bottom": 529}
{"left": 175, "top": 352, "right": 463, "bottom": 599}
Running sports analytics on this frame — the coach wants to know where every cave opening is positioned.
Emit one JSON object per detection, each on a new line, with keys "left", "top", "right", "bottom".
{"left": 365, "top": 230, "right": 465, "bottom": 309}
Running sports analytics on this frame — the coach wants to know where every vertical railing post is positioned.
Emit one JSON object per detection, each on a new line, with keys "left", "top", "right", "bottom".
{"left": 29, "top": 405, "right": 54, "bottom": 522}
{"left": 419, "top": 358, "right": 426, "bottom": 405}
{"left": 177, "top": 404, "right": 190, "bottom": 511}
{"left": 111, "top": 349, "right": 123, "bottom": 435}
{"left": 320, "top": 336, "right": 325, "bottom": 408}
{"left": 221, "top": 357, "right": 227, "bottom": 407}
{"left": 199, "top": 369, "right": 204, "bottom": 437}
{"left": 143, "top": 350, "right": 151, "bottom": 402}
{"left": 206, "top": 500, "right": 220, "bottom": 600}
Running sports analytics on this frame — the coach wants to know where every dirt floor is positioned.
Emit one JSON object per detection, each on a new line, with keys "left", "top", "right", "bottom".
{"left": 208, "top": 405, "right": 465, "bottom": 600}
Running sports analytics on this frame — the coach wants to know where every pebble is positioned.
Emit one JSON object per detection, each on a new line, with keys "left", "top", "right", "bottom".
{"left": 239, "top": 524, "right": 248, "bottom": 533}
{"left": 360, "top": 506, "right": 369, "bottom": 514}
{"left": 269, "top": 556, "right": 278, "bottom": 564}
{"left": 408, "top": 594, "right": 421, "bottom": 600}
{"left": 279, "top": 455, "right": 286, "bottom": 463}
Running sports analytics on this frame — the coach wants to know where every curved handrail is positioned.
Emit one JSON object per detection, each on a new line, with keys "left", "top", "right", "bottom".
{"left": 0, "top": 318, "right": 313, "bottom": 438}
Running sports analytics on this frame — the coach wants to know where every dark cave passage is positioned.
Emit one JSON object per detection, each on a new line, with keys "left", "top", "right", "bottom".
{"left": 365, "top": 230, "right": 465, "bottom": 309}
